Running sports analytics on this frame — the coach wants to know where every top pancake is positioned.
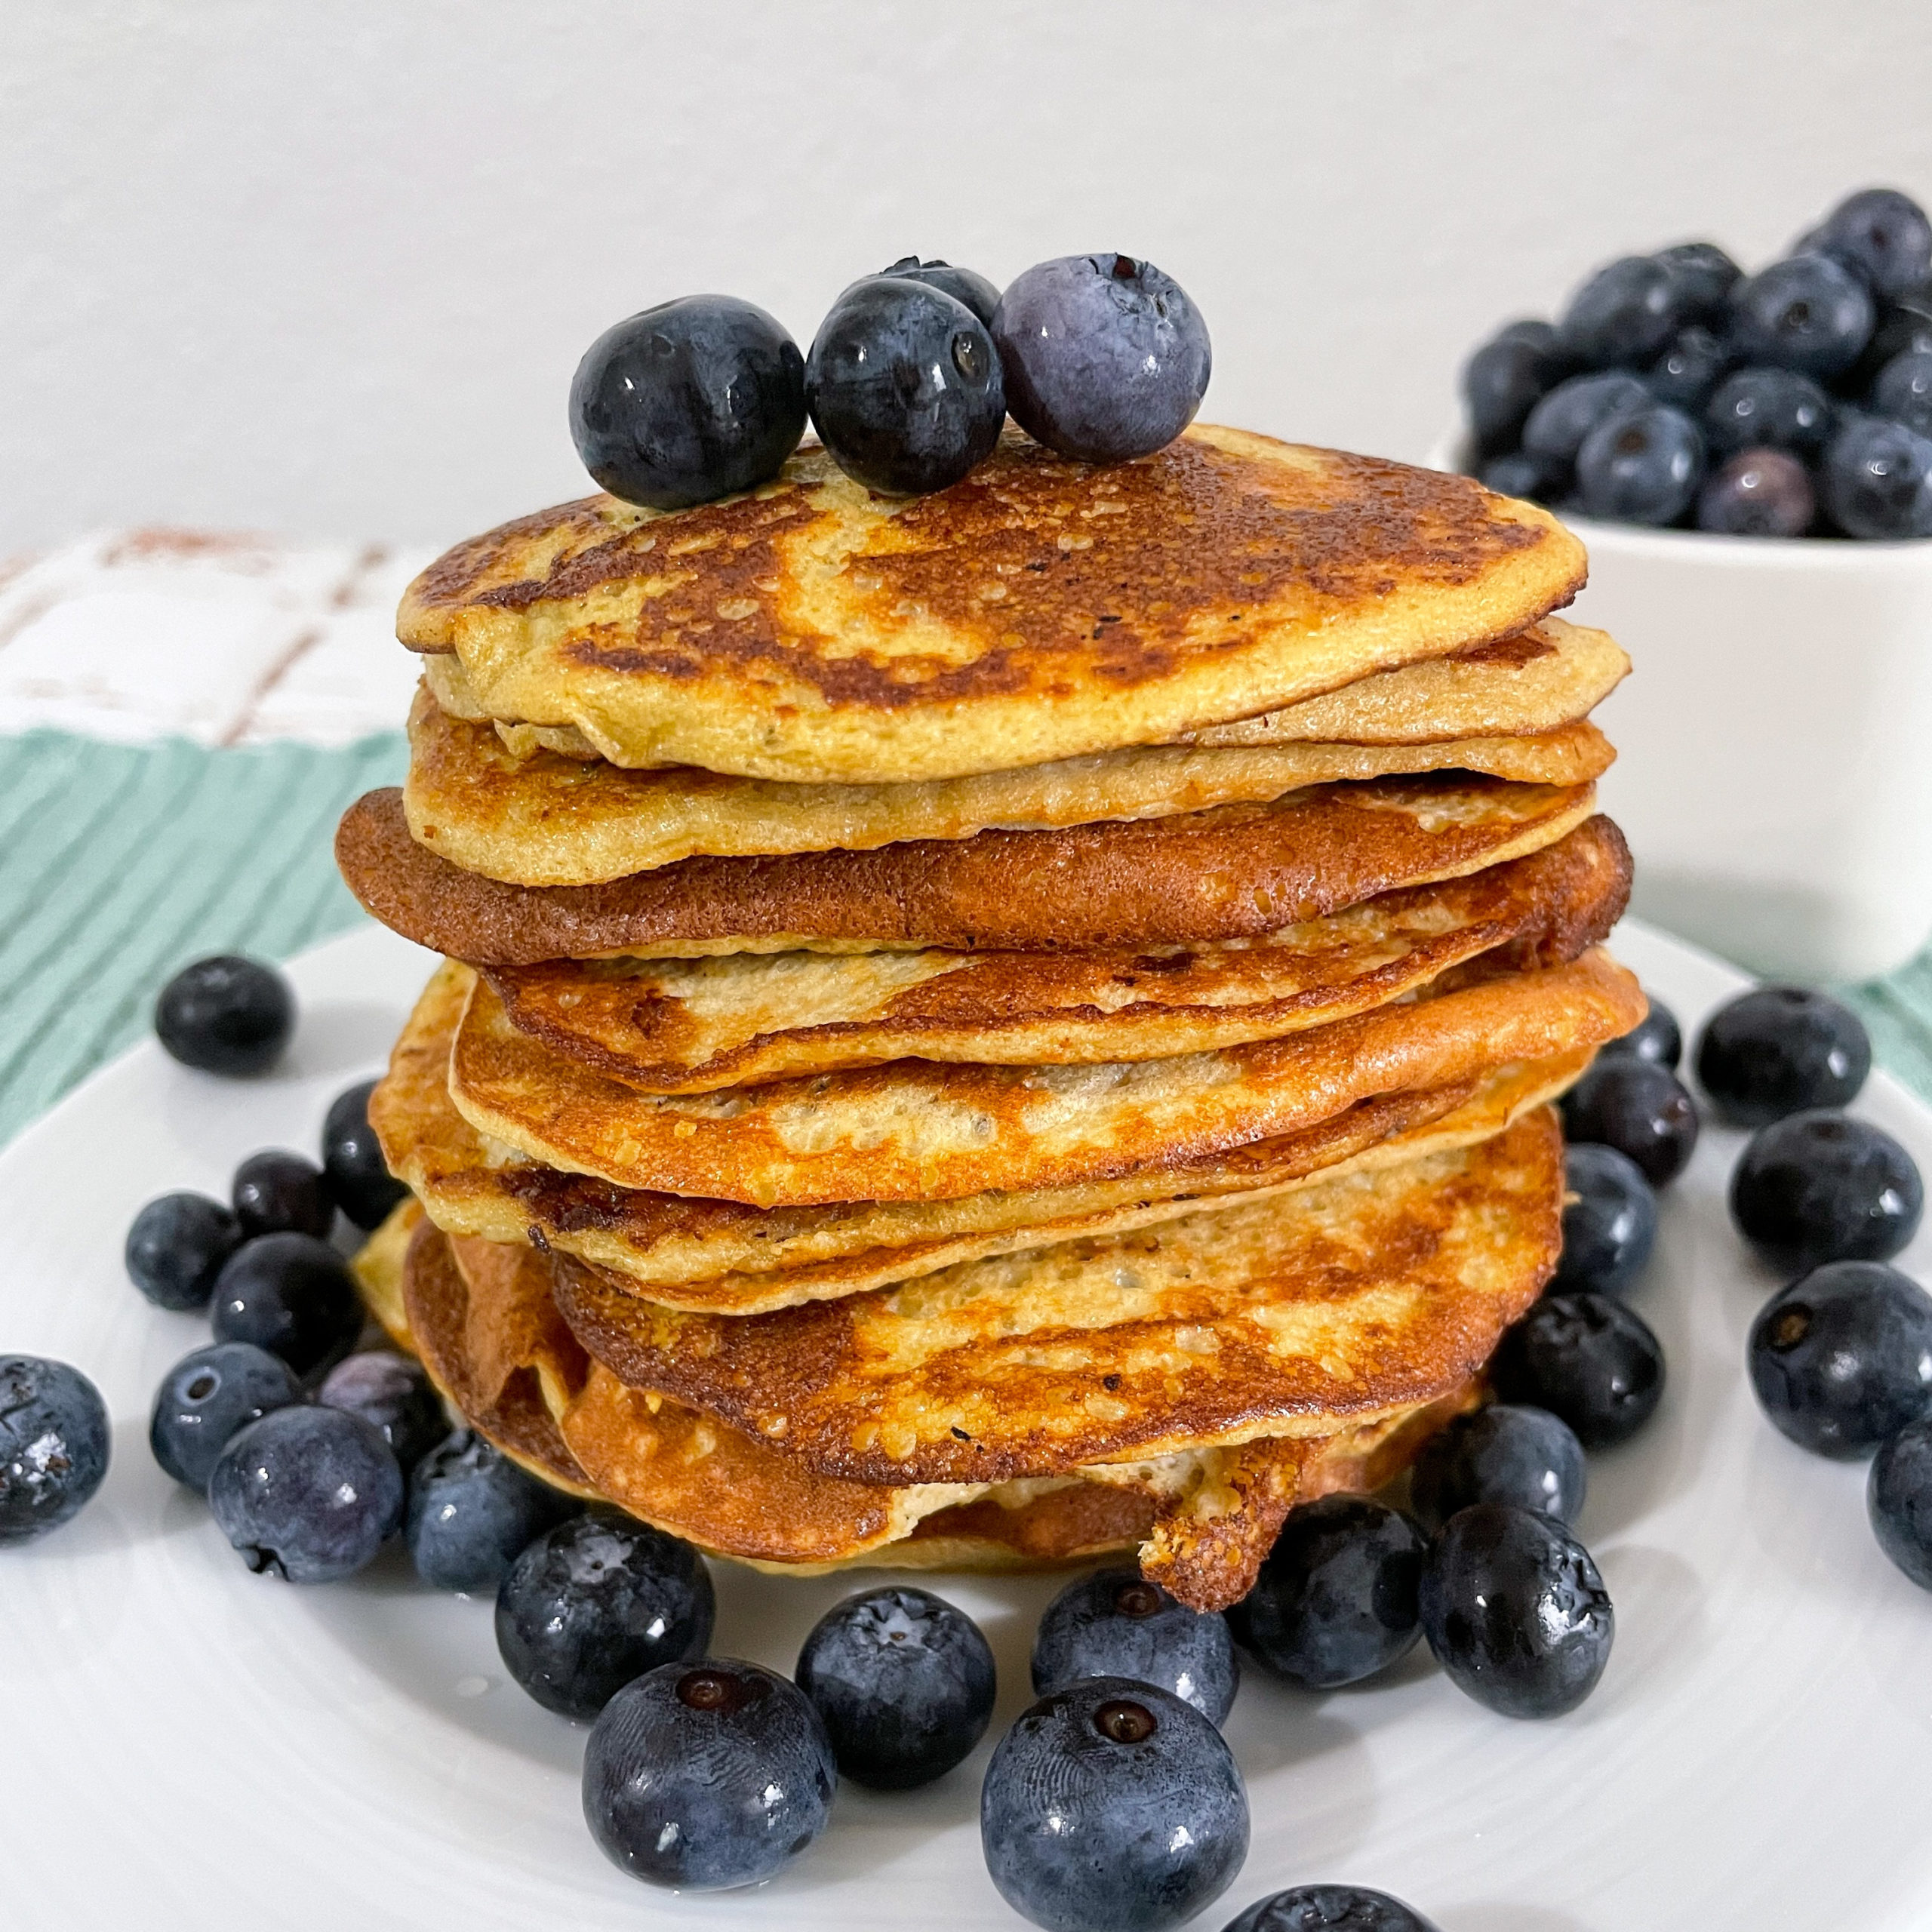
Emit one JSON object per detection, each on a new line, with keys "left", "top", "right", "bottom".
{"left": 398, "top": 426, "right": 1586, "bottom": 785}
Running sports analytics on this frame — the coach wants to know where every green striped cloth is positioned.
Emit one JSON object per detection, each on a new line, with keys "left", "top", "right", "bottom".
{"left": 2, "top": 728, "right": 1930, "bottom": 1147}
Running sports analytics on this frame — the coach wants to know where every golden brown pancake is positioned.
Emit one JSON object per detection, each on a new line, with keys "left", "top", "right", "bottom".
{"left": 396, "top": 426, "right": 1586, "bottom": 785}
{"left": 336, "top": 774, "right": 1600, "bottom": 964}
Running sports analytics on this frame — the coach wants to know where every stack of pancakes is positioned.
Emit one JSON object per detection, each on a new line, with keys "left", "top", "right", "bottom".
{"left": 337, "top": 424, "right": 1645, "bottom": 1611}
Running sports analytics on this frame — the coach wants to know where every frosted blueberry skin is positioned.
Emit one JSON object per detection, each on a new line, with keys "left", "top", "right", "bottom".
{"left": 1574, "top": 404, "right": 1704, "bottom": 525}
{"left": 405, "top": 1430, "right": 575, "bottom": 1593}
{"left": 1555, "top": 255, "right": 1690, "bottom": 367}
{"left": 1644, "top": 324, "right": 1732, "bottom": 412}
{"left": 1694, "top": 987, "right": 1871, "bottom": 1128}
{"left": 154, "top": 955, "right": 294, "bottom": 1078}
{"left": 1409, "top": 1404, "right": 1586, "bottom": 1533}
{"left": 1520, "top": 370, "right": 1649, "bottom": 469}
{"left": 992, "top": 254, "right": 1211, "bottom": 466}
{"left": 583, "top": 1659, "right": 835, "bottom": 1891}
{"left": 1730, "top": 1110, "right": 1923, "bottom": 1272}
{"left": 1420, "top": 1503, "right": 1614, "bottom": 1718}
{"left": 316, "top": 1352, "right": 445, "bottom": 1475}
{"left": 321, "top": 1080, "right": 407, "bottom": 1231}
{"left": 0, "top": 1355, "right": 110, "bottom": 1543}
{"left": 125, "top": 1190, "right": 242, "bottom": 1311}
{"left": 1811, "top": 188, "right": 1932, "bottom": 302}
{"left": 149, "top": 1342, "right": 301, "bottom": 1493}
{"left": 1727, "top": 254, "right": 1875, "bottom": 380}
{"left": 1821, "top": 413, "right": 1932, "bottom": 540}
{"left": 210, "top": 1232, "right": 362, "bottom": 1380}
{"left": 1872, "top": 348, "right": 1932, "bottom": 437}
{"left": 232, "top": 1149, "right": 334, "bottom": 1241}
{"left": 1461, "top": 321, "right": 1570, "bottom": 455}
{"left": 981, "top": 1676, "right": 1248, "bottom": 1932}
{"left": 1748, "top": 1262, "right": 1932, "bottom": 1460}
{"left": 1553, "top": 1143, "right": 1657, "bottom": 1297}
{"left": 1869, "top": 1417, "right": 1932, "bottom": 1589}
{"left": 570, "top": 294, "right": 807, "bottom": 512}
{"left": 1031, "top": 1570, "right": 1237, "bottom": 1726}
{"left": 1493, "top": 1292, "right": 1666, "bottom": 1451}
{"left": 871, "top": 256, "right": 1001, "bottom": 327}
{"left": 1654, "top": 241, "right": 1743, "bottom": 321}
{"left": 207, "top": 1404, "right": 401, "bottom": 1583}
{"left": 1703, "top": 367, "right": 1835, "bottom": 459}
{"left": 1220, "top": 1884, "right": 1443, "bottom": 1932}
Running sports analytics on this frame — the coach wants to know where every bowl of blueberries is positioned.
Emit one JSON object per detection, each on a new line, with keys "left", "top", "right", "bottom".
{"left": 1445, "top": 186, "right": 1932, "bottom": 986}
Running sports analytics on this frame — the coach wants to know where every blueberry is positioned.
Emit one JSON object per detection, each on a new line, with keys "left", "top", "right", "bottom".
{"left": 154, "top": 955, "right": 294, "bottom": 1078}
{"left": 1645, "top": 324, "right": 1732, "bottom": 411}
{"left": 1730, "top": 1109, "right": 1923, "bottom": 1272}
{"left": 0, "top": 1355, "right": 110, "bottom": 1542}
{"left": 981, "top": 1677, "right": 1248, "bottom": 1932}
{"left": 1871, "top": 348, "right": 1932, "bottom": 437}
{"left": 796, "top": 1584, "right": 997, "bottom": 1788}
{"left": 1222, "top": 1886, "right": 1441, "bottom": 1932}
{"left": 1419, "top": 1503, "right": 1613, "bottom": 1718}
{"left": 1729, "top": 255, "right": 1875, "bottom": 380}
{"left": 231, "top": 1149, "right": 334, "bottom": 1241}
{"left": 1869, "top": 1416, "right": 1932, "bottom": 1589}
{"left": 1561, "top": 1059, "right": 1700, "bottom": 1186}
{"left": 1600, "top": 995, "right": 1682, "bottom": 1071}
{"left": 1477, "top": 451, "right": 1563, "bottom": 501}
{"left": 1812, "top": 189, "right": 1932, "bottom": 302}
{"left": 992, "top": 253, "right": 1211, "bottom": 465}
{"left": 209, "top": 1232, "right": 363, "bottom": 1379}
{"left": 1694, "top": 986, "right": 1871, "bottom": 1127}
{"left": 1552, "top": 1143, "right": 1657, "bottom": 1297}
{"left": 124, "top": 1190, "right": 242, "bottom": 1311}
{"left": 316, "top": 1351, "right": 445, "bottom": 1472}
{"left": 496, "top": 1510, "right": 714, "bottom": 1718}
{"left": 583, "top": 1660, "right": 834, "bottom": 1890}
{"left": 1703, "top": 366, "right": 1835, "bottom": 459}
{"left": 1555, "top": 256, "right": 1688, "bottom": 367}
{"left": 149, "top": 1342, "right": 301, "bottom": 1493}
{"left": 1492, "top": 1292, "right": 1666, "bottom": 1450}
{"left": 1574, "top": 404, "right": 1704, "bottom": 525}
{"left": 1748, "top": 1262, "right": 1932, "bottom": 1458}
{"left": 1462, "top": 323, "right": 1568, "bottom": 454}
{"left": 321, "top": 1079, "right": 406, "bottom": 1231}
{"left": 569, "top": 294, "right": 806, "bottom": 512}
{"left": 1228, "top": 1495, "right": 1423, "bottom": 1688}
{"left": 1655, "top": 241, "right": 1743, "bottom": 321}
{"left": 404, "top": 1429, "right": 574, "bottom": 1593}
{"left": 1821, "top": 412, "right": 1932, "bottom": 538}
{"left": 1032, "top": 1571, "right": 1237, "bottom": 1725}
{"left": 806, "top": 277, "right": 1004, "bottom": 494}
{"left": 1847, "top": 288, "right": 1932, "bottom": 395}
{"left": 207, "top": 1404, "right": 401, "bottom": 1581}
{"left": 872, "top": 256, "right": 1001, "bottom": 328}
{"left": 1697, "top": 448, "right": 1817, "bottom": 537}
{"left": 1520, "top": 371, "right": 1651, "bottom": 467}
{"left": 1410, "top": 1405, "right": 1586, "bottom": 1532}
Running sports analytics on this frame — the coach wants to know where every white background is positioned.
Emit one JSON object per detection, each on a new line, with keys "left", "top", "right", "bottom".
{"left": 5, "top": 0, "right": 1931, "bottom": 551}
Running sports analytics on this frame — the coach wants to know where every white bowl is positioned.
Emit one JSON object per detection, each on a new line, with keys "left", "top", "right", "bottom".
{"left": 1432, "top": 433, "right": 1932, "bottom": 983}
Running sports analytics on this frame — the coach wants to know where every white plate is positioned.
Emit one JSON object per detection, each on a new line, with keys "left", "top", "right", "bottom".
{"left": 3, "top": 918, "right": 1929, "bottom": 1932}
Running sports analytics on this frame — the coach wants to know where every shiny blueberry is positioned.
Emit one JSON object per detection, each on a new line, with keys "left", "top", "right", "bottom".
{"left": 1729, "top": 255, "right": 1875, "bottom": 380}
{"left": 982, "top": 1677, "right": 1248, "bottom": 1932}
{"left": 1463, "top": 322, "right": 1569, "bottom": 454}
{"left": 316, "top": 1351, "right": 445, "bottom": 1472}
{"left": 1521, "top": 371, "right": 1651, "bottom": 467}
{"left": 1730, "top": 1110, "right": 1922, "bottom": 1273}
{"left": 1749, "top": 1262, "right": 1932, "bottom": 1458}
{"left": 806, "top": 277, "right": 1004, "bottom": 494}
{"left": 1411, "top": 1404, "right": 1586, "bottom": 1532}
{"left": 231, "top": 1149, "right": 334, "bottom": 1241}
{"left": 1420, "top": 1503, "right": 1614, "bottom": 1718}
{"left": 496, "top": 1510, "right": 715, "bottom": 1718}
{"left": 1552, "top": 1143, "right": 1657, "bottom": 1296}
{"left": 992, "top": 253, "right": 1211, "bottom": 466}
{"left": 1555, "top": 255, "right": 1687, "bottom": 367}
{"left": 404, "top": 1429, "right": 574, "bottom": 1593}
{"left": 1655, "top": 241, "right": 1743, "bottom": 321}
{"left": 154, "top": 955, "right": 294, "bottom": 1078}
{"left": 1561, "top": 1058, "right": 1700, "bottom": 1186}
{"left": 1697, "top": 448, "right": 1817, "bottom": 537}
{"left": 1871, "top": 349, "right": 1932, "bottom": 437}
{"left": 872, "top": 256, "right": 1001, "bottom": 328}
{"left": 149, "top": 1341, "right": 301, "bottom": 1493}
{"left": 1032, "top": 1570, "right": 1236, "bottom": 1725}
{"left": 1848, "top": 288, "right": 1932, "bottom": 394}
{"left": 1222, "top": 1887, "right": 1441, "bottom": 1932}
{"left": 124, "top": 1190, "right": 242, "bottom": 1311}
{"left": 796, "top": 1583, "right": 997, "bottom": 1788}
{"left": 0, "top": 1355, "right": 110, "bottom": 1542}
{"left": 209, "top": 1232, "right": 362, "bottom": 1378}
{"left": 1821, "top": 412, "right": 1932, "bottom": 538}
{"left": 1492, "top": 1292, "right": 1666, "bottom": 1450}
{"left": 321, "top": 1079, "right": 407, "bottom": 1231}
{"left": 1574, "top": 403, "right": 1704, "bottom": 525}
{"left": 583, "top": 1659, "right": 834, "bottom": 1890}
{"left": 1645, "top": 324, "right": 1731, "bottom": 411}
{"left": 1229, "top": 1495, "right": 1423, "bottom": 1688}
{"left": 1869, "top": 1417, "right": 1932, "bottom": 1589}
{"left": 569, "top": 294, "right": 806, "bottom": 512}
{"left": 207, "top": 1404, "right": 401, "bottom": 1581}
{"left": 1694, "top": 986, "right": 1871, "bottom": 1126}
{"left": 1477, "top": 450, "right": 1563, "bottom": 501}
{"left": 1812, "top": 189, "right": 1932, "bottom": 302}
{"left": 1601, "top": 995, "right": 1682, "bottom": 1071}
{"left": 1703, "top": 366, "right": 1835, "bottom": 458}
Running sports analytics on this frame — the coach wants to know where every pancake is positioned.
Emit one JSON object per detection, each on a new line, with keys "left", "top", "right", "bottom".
{"left": 446, "top": 948, "right": 1644, "bottom": 1206}
{"left": 337, "top": 773, "right": 1601, "bottom": 964}
{"left": 482, "top": 817, "right": 1629, "bottom": 1091}
{"left": 546, "top": 1106, "right": 1561, "bottom": 1486}
{"left": 396, "top": 426, "right": 1585, "bottom": 785}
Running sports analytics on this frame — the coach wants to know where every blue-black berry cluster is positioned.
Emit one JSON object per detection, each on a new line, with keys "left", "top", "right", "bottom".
{"left": 1463, "top": 186, "right": 1932, "bottom": 538}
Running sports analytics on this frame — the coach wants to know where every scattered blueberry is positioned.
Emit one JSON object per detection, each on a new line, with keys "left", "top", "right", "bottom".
{"left": 583, "top": 1660, "right": 834, "bottom": 1890}
{"left": 872, "top": 256, "right": 1001, "bottom": 328}
{"left": 0, "top": 1355, "right": 110, "bottom": 1542}
{"left": 1697, "top": 448, "right": 1817, "bottom": 537}
{"left": 1728, "top": 254, "right": 1875, "bottom": 380}
{"left": 1555, "top": 256, "right": 1687, "bottom": 367}
{"left": 321, "top": 1079, "right": 407, "bottom": 1231}
{"left": 1600, "top": 995, "right": 1683, "bottom": 1071}
{"left": 1730, "top": 1110, "right": 1923, "bottom": 1272}
{"left": 992, "top": 253, "right": 1211, "bottom": 465}
{"left": 1229, "top": 1495, "right": 1423, "bottom": 1688}
{"left": 405, "top": 1429, "right": 575, "bottom": 1593}
{"left": 154, "top": 955, "right": 294, "bottom": 1078}
{"left": 796, "top": 1584, "right": 998, "bottom": 1788}
{"left": 1420, "top": 1503, "right": 1614, "bottom": 1718}
{"left": 1645, "top": 324, "right": 1731, "bottom": 411}
{"left": 317, "top": 1351, "right": 445, "bottom": 1472}
{"left": 1872, "top": 348, "right": 1932, "bottom": 437}
{"left": 149, "top": 1342, "right": 301, "bottom": 1493}
{"left": 981, "top": 1677, "right": 1248, "bottom": 1932}
{"left": 1032, "top": 1570, "right": 1237, "bottom": 1725}
{"left": 496, "top": 1510, "right": 715, "bottom": 1718}
{"left": 1553, "top": 1143, "right": 1657, "bottom": 1297}
{"left": 1694, "top": 986, "right": 1871, "bottom": 1127}
{"left": 124, "top": 1190, "right": 242, "bottom": 1311}
{"left": 806, "top": 276, "right": 1005, "bottom": 494}
{"left": 207, "top": 1404, "right": 401, "bottom": 1582}
{"left": 231, "top": 1149, "right": 334, "bottom": 1241}
{"left": 1869, "top": 1416, "right": 1932, "bottom": 1589}
{"left": 210, "top": 1232, "right": 363, "bottom": 1378}
{"left": 1655, "top": 241, "right": 1743, "bottom": 321}
{"left": 1702, "top": 366, "right": 1835, "bottom": 459}
{"left": 1520, "top": 371, "right": 1651, "bottom": 467}
{"left": 1222, "top": 1886, "right": 1442, "bottom": 1932}
{"left": 1492, "top": 1292, "right": 1666, "bottom": 1450}
{"left": 1821, "top": 414, "right": 1932, "bottom": 539}
{"left": 1748, "top": 1262, "right": 1932, "bottom": 1458}
{"left": 1463, "top": 324, "right": 1567, "bottom": 454}
{"left": 1811, "top": 189, "right": 1932, "bottom": 302}
{"left": 569, "top": 294, "right": 807, "bottom": 512}
{"left": 1561, "top": 1058, "right": 1700, "bottom": 1186}
{"left": 1411, "top": 1405, "right": 1586, "bottom": 1532}
{"left": 1574, "top": 404, "right": 1704, "bottom": 525}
